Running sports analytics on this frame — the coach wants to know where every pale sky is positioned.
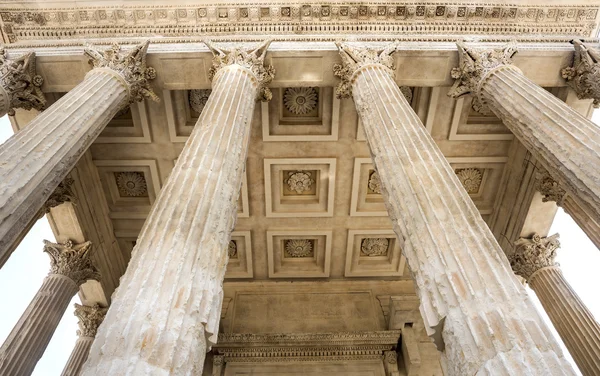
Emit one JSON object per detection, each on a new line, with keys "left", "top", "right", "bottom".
{"left": 0, "top": 113, "right": 598, "bottom": 375}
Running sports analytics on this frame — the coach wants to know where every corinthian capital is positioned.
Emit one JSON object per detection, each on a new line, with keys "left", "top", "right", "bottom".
{"left": 535, "top": 168, "right": 567, "bottom": 206}
{"left": 74, "top": 303, "right": 107, "bottom": 338}
{"left": 39, "top": 177, "right": 75, "bottom": 217}
{"left": 510, "top": 233, "right": 560, "bottom": 282}
{"left": 561, "top": 40, "right": 600, "bottom": 107}
{"left": 333, "top": 41, "right": 399, "bottom": 98}
{"left": 84, "top": 41, "right": 158, "bottom": 105}
{"left": 203, "top": 39, "right": 275, "bottom": 102}
{"left": 0, "top": 49, "right": 46, "bottom": 115}
{"left": 43, "top": 240, "right": 100, "bottom": 286}
{"left": 448, "top": 41, "right": 518, "bottom": 114}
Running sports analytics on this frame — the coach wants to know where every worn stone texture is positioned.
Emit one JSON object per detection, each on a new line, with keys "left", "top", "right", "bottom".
{"left": 340, "top": 42, "right": 575, "bottom": 375}
{"left": 81, "top": 41, "right": 270, "bottom": 376}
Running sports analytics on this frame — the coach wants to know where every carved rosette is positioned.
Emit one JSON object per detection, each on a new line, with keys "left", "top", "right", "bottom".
{"left": 360, "top": 238, "right": 389, "bottom": 257}
{"left": 115, "top": 171, "right": 147, "bottom": 197}
{"left": 455, "top": 168, "right": 482, "bottom": 194}
{"left": 283, "top": 87, "right": 318, "bottom": 115}
{"left": 285, "top": 171, "right": 314, "bottom": 194}
{"left": 368, "top": 171, "right": 382, "bottom": 194}
{"left": 228, "top": 240, "right": 238, "bottom": 258}
{"left": 561, "top": 40, "right": 600, "bottom": 108}
{"left": 510, "top": 233, "right": 560, "bottom": 282}
{"left": 204, "top": 39, "right": 275, "bottom": 101}
{"left": 84, "top": 41, "right": 158, "bottom": 105}
{"left": 333, "top": 41, "right": 399, "bottom": 98}
{"left": 41, "top": 177, "right": 75, "bottom": 215}
{"left": 189, "top": 89, "right": 212, "bottom": 114}
{"left": 43, "top": 240, "right": 101, "bottom": 286}
{"left": 74, "top": 303, "right": 108, "bottom": 338}
{"left": 535, "top": 169, "right": 567, "bottom": 205}
{"left": 0, "top": 49, "right": 46, "bottom": 115}
{"left": 448, "top": 41, "right": 519, "bottom": 114}
{"left": 284, "top": 239, "right": 313, "bottom": 257}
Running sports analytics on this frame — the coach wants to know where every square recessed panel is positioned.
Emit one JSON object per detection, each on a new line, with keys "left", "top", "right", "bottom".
{"left": 93, "top": 160, "right": 161, "bottom": 219}
{"left": 350, "top": 158, "right": 387, "bottom": 217}
{"left": 449, "top": 97, "right": 513, "bottom": 141}
{"left": 226, "top": 231, "right": 253, "bottom": 279}
{"left": 345, "top": 230, "right": 406, "bottom": 277}
{"left": 164, "top": 89, "right": 198, "bottom": 142}
{"left": 267, "top": 230, "right": 332, "bottom": 278}
{"left": 96, "top": 101, "right": 151, "bottom": 143}
{"left": 264, "top": 158, "right": 336, "bottom": 217}
{"left": 262, "top": 87, "right": 339, "bottom": 141}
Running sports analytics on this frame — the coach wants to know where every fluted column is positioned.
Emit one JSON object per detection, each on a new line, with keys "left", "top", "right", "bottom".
{"left": 81, "top": 40, "right": 274, "bottom": 376}
{"left": 448, "top": 41, "right": 600, "bottom": 233}
{"left": 61, "top": 304, "right": 107, "bottom": 376}
{"left": 335, "top": 42, "right": 574, "bottom": 375}
{"left": 535, "top": 168, "right": 600, "bottom": 250}
{"left": 0, "top": 240, "right": 100, "bottom": 376}
{"left": 0, "top": 41, "right": 157, "bottom": 268}
{"left": 0, "top": 48, "right": 46, "bottom": 117}
{"left": 510, "top": 234, "right": 600, "bottom": 376}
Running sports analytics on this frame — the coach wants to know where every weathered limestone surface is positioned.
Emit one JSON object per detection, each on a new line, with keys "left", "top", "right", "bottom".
{"left": 449, "top": 42, "right": 600, "bottom": 236}
{"left": 511, "top": 234, "right": 600, "bottom": 376}
{"left": 562, "top": 40, "right": 600, "bottom": 107}
{"left": 0, "top": 240, "right": 100, "bottom": 376}
{"left": 61, "top": 304, "right": 107, "bottom": 376}
{"left": 336, "top": 42, "right": 575, "bottom": 375}
{"left": 81, "top": 40, "right": 273, "bottom": 376}
{"left": 0, "top": 48, "right": 45, "bottom": 117}
{"left": 0, "top": 41, "right": 156, "bottom": 269}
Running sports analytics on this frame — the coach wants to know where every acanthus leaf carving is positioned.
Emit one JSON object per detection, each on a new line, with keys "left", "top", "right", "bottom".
{"left": 189, "top": 89, "right": 212, "bottom": 115}
{"left": 561, "top": 39, "right": 600, "bottom": 108}
{"left": 74, "top": 303, "right": 108, "bottom": 338}
{"left": 333, "top": 41, "right": 399, "bottom": 98}
{"left": 40, "top": 177, "right": 75, "bottom": 216}
{"left": 0, "top": 48, "right": 46, "bottom": 115}
{"left": 285, "top": 171, "right": 314, "bottom": 194}
{"left": 203, "top": 39, "right": 275, "bottom": 102}
{"left": 510, "top": 233, "right": 560, "bottom": 282}
{"left": 535, "top": 168, "right": 567, "bottom": 205}
{"left": 361, "top": 238, "right": 389, "bottom": 257}
{"left": 448, "top": 41, "right": 518, "bottom": 114}
{"left": 84, "top": 41, "right": 159, "bottom": 105}
{"left": 43, "top": 239, "right": 101, "bottom": 286}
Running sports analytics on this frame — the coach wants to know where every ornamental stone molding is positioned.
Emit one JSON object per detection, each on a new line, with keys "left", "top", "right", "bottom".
{"left": 510, "top": 233, "right": 560, "bottom": 282}
{"left": 0, "top": 4, "right": 597, "bottom": 44}
{"left": 0, "top": 48, "right": 45, "bottom": 115}
{"left": 562, "top": 39, "right": 600, "bottom": 107}
{"left": 283, "top": 87, "right": 318, "bottom": 115}
{"left": 41, "top": 177, "right": 75, "bottom": 216}
{"left": 535, "top": 169, "right": 567, "bottom": 205}
{"left": 43, "top": 240, "right": 101, "bottom": 286}
{"left": 203, "top": 39, "right": 275, "bottom": 101}
{"left": 189, "top": 89, "right": 211, "bottom": 114}
{"left": 284, "top": 239, "right": 313, "bottom": 258}
{"left": 84, "top": 41, "right": 158, "bottom": 105}
{"left": 360, "top": 238, "right": 389, "bottom": 257}
{"left": 285, "top": 171, "right": 314, "bottom": 194}
{"left": 448, "top": 41, "right": 519, "bottom": 114}
{"left": 74, "top": 304, "right": 108, "bottom": 338}
{"left": 333, "top": 41, "right": 398, "bottom": 98}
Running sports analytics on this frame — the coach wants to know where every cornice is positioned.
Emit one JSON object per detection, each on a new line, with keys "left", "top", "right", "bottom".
{"left": 216, "top": 330, "right": 402, "bottom": 346}
{"left": 0, "top": 2, "right": 598, "bottom": 44}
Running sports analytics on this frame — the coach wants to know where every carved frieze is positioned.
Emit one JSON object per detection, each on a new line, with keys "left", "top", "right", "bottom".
{"left": 74, "top": 303, "right": 108, "bottom": 338}
{"left": 0, "top": 4, "right": 597, "bottom": 44}
{"left": 448, "top": 41, "right": 519, "bottom": 114}
{"left": 0, "top": 49, "right": 45, "bottom": 115}
{"left": 562, "top": 40, "right": 600, "bottom": 107}
{"left": 43, "top": 240, "right": 101, "bottom": 286}
{"left": 204, "top": 39, "right": 275, "bottom": 101}
{"left": 510, "top": 233, "right": 560, "bottom": 282}
{"left": 84, "top": 41, "right": 158, "bottom": 105}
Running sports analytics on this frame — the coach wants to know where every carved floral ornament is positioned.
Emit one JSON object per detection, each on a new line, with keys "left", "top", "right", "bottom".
{"left": 285, "top": 239, "right": 313, "bottom": 257}
{"left": 228, "top": 240, "right": 237, "bottom": 258}
{"left": 115, "top": 171, "right": 147, "bottom": 197}
{"left": 333, "top": 41, "right": 399, "bottom": 98}
{"left": 285, "top": 171, "right": 315, "bottom": 194}
{"left": 0, "top": 48, "right": 46, "bottom": 115}
{"left": 448, "top": 41, "right": 519, "bottom": 114}
{"left": 455, "top": 168, "right": 482, "bottom": 194}
{"left": 360, "top": 238, "right": 389, "bottom": 257}
{"left": 189, "top": 89, "right": 212, "bottom": 114}
{"left": 84, "top": 41, "right": 159, "bottom": 105}
{"left": 561, "top": 40, "right": 600, "bottom": 108}
{"left": 203, "top": 39, "right": 275, "bottom": 102}
{"left": 510, "top": 233, "right": 560, "bottom": 282}
{"left": 40, "top": 177, "right": 75, "bottom": 216}
{"left": 43, "top": 239, "right": 101, "bottom": 286}
{"left": 535, "top": 169, "right": 566, "bottom": 205}
{"left": 283, "top": 87, "right": 318, "bottom": 115}
{"left": 74, "top": 303, "right": 108, "bottom": 338}
{"left": 368, "top": 171, "right": 382, "bottom": 194}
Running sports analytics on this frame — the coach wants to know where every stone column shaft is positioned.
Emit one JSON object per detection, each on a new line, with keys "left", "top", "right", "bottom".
{"left": 0, "top": 42, "right": 156, "bottom": 269}
{"left": 512, "top": 234, "right": 600, "bottom": 376}
{"left": 81, "top": 40, "right": 273, "bottom": 376}
{"left": 61, "top": 337, "right": 94, "bottom": 376}
{"left": 0, "top": 240, "right": 99, "bottom": 376}
{"left": 61, "top": 304, "right": 107, "bottom": 376}
{"left": 337, "top": 42, "right": 575, "bottom": 375}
